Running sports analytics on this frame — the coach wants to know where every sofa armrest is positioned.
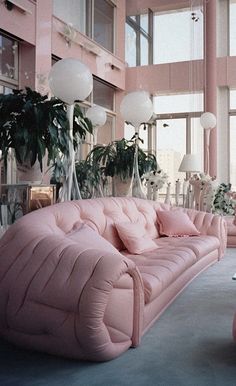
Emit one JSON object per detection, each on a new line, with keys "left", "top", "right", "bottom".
{"left": 0, "top": 232, "right": 144, "bottom": 361}
{"left": 77, "top": 248, "right": 144, "bottom": 361}
{"left": 179, "top": 208, "right": 227, "bottom": 258}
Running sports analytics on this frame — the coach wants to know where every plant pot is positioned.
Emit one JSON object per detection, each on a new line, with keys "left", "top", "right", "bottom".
{"left": 16, "top": 159, "right": 43, "bottom": 184}
{"left": 113, "top": 175, "right": 133, "bottom": 197}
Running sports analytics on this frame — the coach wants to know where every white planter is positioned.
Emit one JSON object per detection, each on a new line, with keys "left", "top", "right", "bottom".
{"left": 113, "top": 175, "right": 133, "bottom": 197}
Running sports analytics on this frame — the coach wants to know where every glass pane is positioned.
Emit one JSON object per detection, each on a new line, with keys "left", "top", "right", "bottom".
{"left": 230, "top": 116, "right": 236, "bottom": 190}
{"left": 93, "top": 78, "right": 114, "bottom": 110}
{"left": 125, "top": 23, "right": 137, "bottom": 67}
{"left": 97, "top": 114, "right": 113, "bottom": 145}
{"left": 0, "top": 35, "right": 18, "bottom": 81}
{"left": 230, "top": 89, "right": 236, "bottom": 109}
{"left": 124, "top": 123, "right": 148, "bottom": 150}
{"left": 154, "top": 9, "right": 203, "bottom": 64}
{"left": 191, "top": 117, "right": 204, "bottom": 172}
{"left": 230, "top": 0, "right": 236, "bottom": 56}
{"left": 140, "top": 14, "right": 148, "bottom": 34}
{"left": 94, "top": 0, "right": 114, "bottom": 52}
{"left": 156, "top": 118, "right": 186, "bottom": 195}
{"left": 140, "top": 35, "right": 148, "bottom": 65}
{"left": 53, "top": 0, "right": 86, "bottom": 33}
{"left": 153, "top": 93, "right": 203, "bottom": 114}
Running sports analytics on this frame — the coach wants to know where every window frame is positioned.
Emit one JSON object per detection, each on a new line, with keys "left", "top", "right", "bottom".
{"left": 0, "top": 32, "right": 19, "bottom": 87}
{"left": 126, "top": 9, "right": 153, "bottom": 67}
{"left": 86, "top": 0, "right": 116, "bottom": 54}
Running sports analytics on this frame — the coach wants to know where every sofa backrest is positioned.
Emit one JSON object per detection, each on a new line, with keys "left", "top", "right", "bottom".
{"left": 5, "top": 197, "right": 168, "bottom": 250}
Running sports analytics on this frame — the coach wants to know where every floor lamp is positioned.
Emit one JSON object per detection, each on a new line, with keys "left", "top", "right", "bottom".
{"left": 86, "top": 105, "right": 107, "bottom": 197}
{"left": 86, "top": 105, "right": 107, "bottom": 147}
{"left": 200, "top": 112, "right": 217, "bottom": 176}
{"left": 48, "top": 58, "right": 93, "bottom": 201}
{"left": 120, "top": 91, "right": 153, "bottom": 199}
{"left": 179, "top": 153, "right": 202, "bottom": 208}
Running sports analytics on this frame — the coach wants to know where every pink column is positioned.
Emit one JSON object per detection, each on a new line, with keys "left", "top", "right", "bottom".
{"left": 204, "top": 0, "right": 217, "bottom": 177}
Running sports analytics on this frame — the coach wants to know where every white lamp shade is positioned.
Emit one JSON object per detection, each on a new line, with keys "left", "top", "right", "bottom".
{"left": 120, "top": 90, "right": 153, "bottom": 128}
{"left": 200, "top": 112, "right": 216, "bottom": 129}
{"left": 86, "top": 105, "right": 107, "bottom": 127}
{"left": 179, "top": 154, "right": 202, "bottom": 173}
{"left": 48, "top": 58, "right": 93, "bottom": 104}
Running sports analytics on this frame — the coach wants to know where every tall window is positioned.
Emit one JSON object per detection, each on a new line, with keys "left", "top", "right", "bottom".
{"left": 53, "top": 0, "right": 86, "bottom": 33}
{"left": 153, "top": 93, "right": 203, "bottom": 194}
{"left": 53, "top": 0, "right": 115, "bottom": 53}
{"left": 230, "top": 90, "right": 236, "bottom": 190}
{"left": 230, "top": 0, "right": 236, "bottom": 56}
{"left": 92, "top": 77, "right": 115, "bottom": 145}
{"left": 125, "top": 10, "right": 153, "bottom": 67}
{"left": 80, "top": 77, "right": 115, "bottom": 154}
{"left": 0, "top": 33, "right": 19, "bottom": 185}
{"left": 93, "top": 77, "right": 114, "bottom": 111}
{"left": 0, "top": 34, "right": 18, "bottom": 86}
{"left": 93, "top": 0, "right": 114, "bottom": 52}
{"left": 154, "top": 8, "right": 203, "bottom": 64}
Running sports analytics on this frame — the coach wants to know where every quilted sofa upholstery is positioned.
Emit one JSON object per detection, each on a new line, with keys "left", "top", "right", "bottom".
{"left": 0, "top": 197, "right": 227, "bottom": 361}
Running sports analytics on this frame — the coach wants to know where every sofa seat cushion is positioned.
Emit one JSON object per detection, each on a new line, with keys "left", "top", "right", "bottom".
{"left": 155, "top": 235, "right": 220, "bottom": 260}
{"left": 122, "top": 246, "right": 197, "bottom": 304}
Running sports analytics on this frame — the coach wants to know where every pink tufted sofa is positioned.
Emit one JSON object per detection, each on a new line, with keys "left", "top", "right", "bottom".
{"left": 0, "top": 197, "right": 227, "bottom": 361}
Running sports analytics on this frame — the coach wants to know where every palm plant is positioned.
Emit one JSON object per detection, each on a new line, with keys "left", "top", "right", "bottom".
{"left": 75, "top": 159, "right": 105, "bottom": 199}
{"left": 0, "top": 87, "right": 92, "bottom": 171}
{"left": 87, "top": 138, "right": 158, "bottom": 181}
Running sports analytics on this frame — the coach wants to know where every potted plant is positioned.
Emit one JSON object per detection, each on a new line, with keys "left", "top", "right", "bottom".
{"left": 86, "top": 138, "right": 158, "bottom": 196}
{"left": 75, "top": 159, "right": 106, "bottom": 199}
{"left": 213, "top": 182, "right": 236, "bottom": 215}
{"left": 0, "top": 87, "right": 92, "bottom": 182}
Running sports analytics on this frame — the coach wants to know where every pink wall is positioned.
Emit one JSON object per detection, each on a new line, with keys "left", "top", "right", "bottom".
{"left": 0, "top": 0, "right": 36, "bottom": 45}
{"left": 125, "top": 61, "right": 204, "bottom": 95}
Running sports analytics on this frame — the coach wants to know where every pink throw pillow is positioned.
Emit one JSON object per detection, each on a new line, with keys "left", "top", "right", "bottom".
{"left": 68, "top": 223, "right": 120, "bottom": 254}
{"left": 115, "top": 221, "right": 158, "bottom": 254}
{"left": 157, "top": 210, "right": 200, "bottom": 237}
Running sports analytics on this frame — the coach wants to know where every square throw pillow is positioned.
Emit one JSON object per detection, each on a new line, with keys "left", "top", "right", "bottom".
{"left": 68, "top": 223, "right": 120, "bottom": 254}
{"left": 115, "top": 221, "right": 158, "bottom": 254}
{"left": 156, "top": 210, "right": 200, "bottom": 237}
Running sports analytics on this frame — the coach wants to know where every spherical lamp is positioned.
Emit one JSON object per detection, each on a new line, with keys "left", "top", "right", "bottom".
{"left": 86, "top": 105, "right": 107, "bottom": 146}
{"left": 200, "top": 112, "right": 216, "bottom": 176}
{"left": 200, "top": 112, "right": 216, "bottom": 129}
{"left": 48, "top": 58, "right": 93, "bottom": 202}
{"left": 120, "top": 91, "right": 153, "bottom": 129}
{"left": 48, "top": 58, "right": 93, "bottom": 104}
{"left": 86, "top": 105, "right": 107, "bottom": 127}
